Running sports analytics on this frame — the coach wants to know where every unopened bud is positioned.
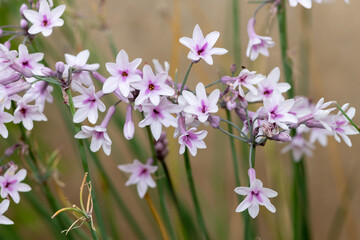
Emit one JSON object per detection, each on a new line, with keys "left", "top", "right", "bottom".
{"left": 20, "top": 4, "right": 28, "bottom": 15}
{"left": 55, "top": 61, "right": 65, "bottom": 74}
{"left": 20, "top": 19, "right": 28, "bottom": 29}
{"left": 208, "top": 114, "right": 220, "bottom": 128}
{"left": 230, "top": 64, "right": 237, "bottom": 74}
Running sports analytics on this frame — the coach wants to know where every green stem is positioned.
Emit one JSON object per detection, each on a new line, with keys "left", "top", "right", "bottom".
{"left": 183, "top": 150, "right": 210, "bottom": 240}
{"left": 144, "top": 125, "right": 176, "bottom": 240}
{"left": 232, "top": 0, "right": 241, "bottom": 66}
{"left": 180, "top": 62, "right": 194, "bottom": 92}
{"left": 277, "top": 3, "right": 310, "bottom": 239}
{"left": 66, "top": 88, "right": 108, "bottom": 240}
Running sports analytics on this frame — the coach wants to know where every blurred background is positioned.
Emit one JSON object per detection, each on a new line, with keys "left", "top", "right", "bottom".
{"left": 0, "top": 0, "right": 359, "bottom": 239}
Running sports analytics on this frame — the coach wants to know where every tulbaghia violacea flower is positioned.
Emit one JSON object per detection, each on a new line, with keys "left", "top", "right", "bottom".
{"left": 103, "top": 49, "right": 142, "bottom": 97}
{"left": 246, "top": 67, "right": 291, "bottom": 102}
{"left": 0, "top": 166, "right": 31, "bottom": 204}
{"left": 0, "top": 44, "right": 17, "bottom": 71}
{"left": 72, "top": 84, "right": 105, "bottom": 124}
{"left": 289, "top": 0, "right": 312, "bottom": 9}
{"left": 64, "top": 49, "right": 100, "bottom": 87}
{"left": 221, "top": 69, "right": 265, "bottom": 97}
{"left": 74, "top": 106, "right": 116, "bottom": 155}
{"left": 118, "top": 158, "right": 158, "bottom": 198}
{"left": 15, "top": 44, "right": 44, "bottom": 77}
{"left": 281, "top": 133, "right": 315, "bottom": 161}
{"left": 138, "top": 97, "right": 182, "bottom": 140}
{"left": 234, "top": 168, "right": 278, "bottom": 218}
{"left": 178, "top": 127, "right": 207, "bottom": 156}
{"left": 263, "top": 93, "right": 298, "bottom": 130}
{"left": 0, "top": 199, "right": 13, "bottom": 225}
{"left": 23, "top": 0, "right": 66, "bottom": 37}
{"left": 0, "top": 106, "right": 13, "bottom": 138}
{"left": 246, "top": 18, "right": 275, "bottom": 61}
{"left": 132, "top": 65, "right": 175, "bottom": 106}
{"left": 13, "top": 101, "right": 47, "bottom": 130}
{"left": 22, "top": 81, "right": 53, "bottom": 112}
{"left": 309, "top": 128, "right": 332, "bottom": 147}
{"left": 330, "top": 104, "right": 358, "bottom": 147}
{"left": 182, "top": 82, "right": 220, "bottom": 123}
{"left": 179, "top": 24, "right": 228, "bottom": 65}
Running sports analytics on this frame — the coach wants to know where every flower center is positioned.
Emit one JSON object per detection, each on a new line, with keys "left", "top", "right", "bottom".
{"left": 22, "top": 61, "right": 29, "bottom": 67}
{"left": 20, "top": 108, "right": 27, "bottom": 115}
{"left": 122, "top": 71, "right": 128, "bottom": 77}
{"left": 148, "top": 84, "right": 155, "bottom": 91}
{"left": 153, "top": 109, "right": 159, "bottom": 114}
{"left": 263, "top": 89, "right": 273, "bottom": 96}
{"left": 139, "top": 168, "right": 148, "bottom": 176}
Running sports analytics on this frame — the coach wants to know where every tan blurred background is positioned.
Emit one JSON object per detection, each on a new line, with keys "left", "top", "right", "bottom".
{"left": 3, "top": 0, "right": 360, "bottom": 239}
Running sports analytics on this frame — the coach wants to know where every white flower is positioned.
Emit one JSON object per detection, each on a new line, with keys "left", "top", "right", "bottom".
{"left": 0, "top": 106, "right": 13, "bottom": 138}
{"left": 289, "top": 0, "right": 312, "bottom": 9}
{"left": 13, "top": 101, "right": 47, "bottom": 130}
{"left": 103, "top": 49, "right": 142, "bottom": 97}
{"left": 179, "top": 24, "right": 228, "bottom": 65}
{"left": 64, "top": 49, "right": 100, "bottom": 87}
{"left": 246, "top": 67, "right": 290, "bottom": 102}
{"left": 234, "top": 168, "right": 278, "bottom": 218}
{"left": 138, "top": 97, "right": 182, "bottom": 140}
{"left": 263, "top": 93, "right": 298, "bottom": 130}
{"left": 72, "top": 84, "right": 105, "bottom": 124}
{"left": 182, "top": 82, "right": 220, "bottom": 123}
{"left": 178, "top": 128, "right": 207, "bottom": 156}
{"left": 118, "top": 159, "right": 158, "bottom": 198}
{"left": 0, "top": 200, "right": 13, "bottom": 225}
{"left": 23, "top": 0, "right": 65, "bottom": 37}
{"left": 74, "top": 125, "right": 112, "bottom": 155}
{"left": 246, "top": 18, "right": 275, "bottom": 61}
{"left": 0, "top": 166, "right": 32, "bottom": 204}
{"left": 132, "top": 65, "right": 175, "bottom": 106}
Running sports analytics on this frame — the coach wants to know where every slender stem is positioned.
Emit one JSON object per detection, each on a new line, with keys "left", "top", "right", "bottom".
{"left": 180, "top": 62, "right": 194, "bottom": 92}
{"left": 205, "top": 79, "right": 221, "bottom": 89}
{"left": 145, "top": 193, "right": 170, "bottom": 240}
{"left": 183, "top": 150, "right": 210, "bottom": 240}
{"left": 277, "top": 2, "right": 310, "bottom": 239}
{"left": 144, "top": 124, "right": 176, "bottom": 240}
{"left": 89, "top": 222, "right": 99, "bottom": 240}
{"left": 220, "top": 118, "right": 249, "bottom": 140}
{"left": 232, "top": 0, "right": 241, "bottom": 66}
{"left": 66, "top": 89, "right": 108, "bottom": 240}
{"left": 249, "top": 143, "right": 255, "bottom": 168}
{"left": 218, "top": 126, "right": 248, "bottom": 142}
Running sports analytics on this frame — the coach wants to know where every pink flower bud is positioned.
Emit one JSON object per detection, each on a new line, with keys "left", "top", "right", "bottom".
{"left": 20, "top": 19, "right": 28, "bottom": 28}
{"left": 123, "top": 104, "right": 135, "bottom": 140}
{"left": 55, "top": 61, "right": 65, "bottom": 74}
{"left": 100, "top": 106, "right": 116, "bottom": 128}
{"left": 208, "top": 114, "right": 220, "bottom": 128}
{"left": 41, "top": 67, "right": 56, "bottom": 77}
{"left": 20, "top": 4, "right": 28, "bottom": 15}
{"left": 4, "top": 41, "right": 11, "bottom": 49}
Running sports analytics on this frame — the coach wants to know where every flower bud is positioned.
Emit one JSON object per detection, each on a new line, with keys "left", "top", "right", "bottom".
{"left": 230, "top": 64, "right": 237, "bottom": 74}
{"left": 4, "top": 41, "right": 11, "bottom": 49}
{"left": 271, "top": 132, "right": 292, "bottom": 142}
{"left": 41, "top": 67, "right": 56, "bottom": 77}
{"left": 123, "top": 104, "right": 135, "bottom": 140}
{"left": 20, "top": 4, "right": 28, "bottom": 15}
{"left": 20, "top": 19, "right": 28, "bottom": 29}
{"left": 208, "top": 114, "right": 220, "bottom": 128}
{"left": 55, "top": 61, "right": 65, "bottom": 74}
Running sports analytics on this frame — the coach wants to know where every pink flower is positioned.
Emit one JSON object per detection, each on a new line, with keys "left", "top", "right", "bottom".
{"left": 15, "top": 44, "right": 44, "bottom": 77}
{"left": 246, "top": 67, "right": 290, "bottom": 102}
{"left": 74, "top": 106, "right": 116, "bottom": 155}
{"left": 13, "top": 101, "right": 47, "bottom": 130}
{"left": 74, "top": 125, "right": 112, "bottom": 155}
{"left": 178, "top": 127, "right": 207, "bottom": 156}
{"left": 72, "top": 84, "right": 105, "bottom": 124}
{"left": 221, "top": 69, "right": 265, "bottom": 97}
{"left": 22, "top": 81, "right": 53, "bottom": 112}
{"left": 234, "top": 168, "right": 278, "bottom": 218}
{"left": 246, "top": 18, "right": 275, "bottom": 61}
{"left": 263, "top": 93, "right": 298, "bottom": 130}
{"left": 330, "top": 104, "right": 358, "bottom": 147}
{"left": 182, "top": 82, "right": 220, "bottom": 123}
{"left": 289, "top": 0, "right": 312, "bottom": 9}
{"left": 281, "top": 134, "right": 315, "bottom": 161}
{"left": 0, "top": 166, "right": 31, "bottom": 204}
{"left": 179, "top": 24, "right": 228, "bottom": 65}
{"left": 138, "top": 97, "right": 182, "bottom": 140}
{"left": 118, "top": 158, "right": 158, "bottom": 198}
{"left": 0, "top": 44, "right": 17, "bottom": 72}
{"left": 23, "top": 0, "right": 65, "bottom": 37}
{"left": 132, "top": 65, "right": 175, "bottom": 106}
{"left": 103, "top": 49, "right": 142, "bottom": 97}
{"left": 64, "top": 49, "right": 100, "bottom": 87}
{"left": 0, "top": 199, "right": 13, "bottom": 225}
{"left": 0, "top": 106, "right": 13, "bottom": 138}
